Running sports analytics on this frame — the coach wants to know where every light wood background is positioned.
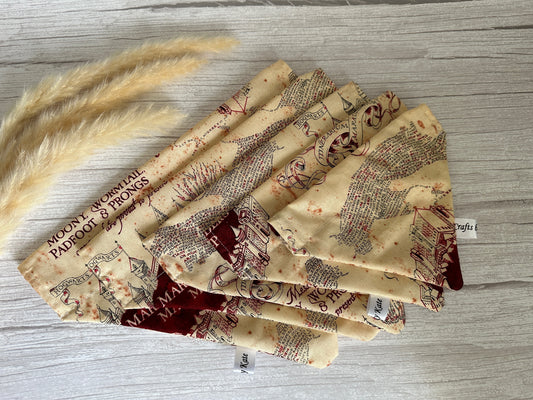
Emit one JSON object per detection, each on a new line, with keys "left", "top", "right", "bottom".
{"left": 1, "top": 1, "right": 532, "bottom": 399}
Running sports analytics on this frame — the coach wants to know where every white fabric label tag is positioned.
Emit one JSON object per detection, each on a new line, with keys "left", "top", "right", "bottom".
{"left": 455, "top": 218, "right": 478, "bottom": 239}
{"left": 366, "top": 295, "right": 391, "bottom": 321}
{"left": 234, "top": 346, "right": 256, "bottom": 374}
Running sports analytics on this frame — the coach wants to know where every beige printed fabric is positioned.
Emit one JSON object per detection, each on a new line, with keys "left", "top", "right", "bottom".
{"left": 16, "top": 60, "right": 464, "bottom": 369}
{"left": 194, "top": 92, "right": 445, "bottom": 316}
{"left": 170, "top": 263, "right": 405, "bottom": 334}
{"left": 18, "top": 60, "right": 295, "bottom": 320}
{"left": 199, "top": 98, "right": 446, "bottom": 311}
{"left": 199, "top": 91, "right": 406, "bottom": 273}
{"left": 269, "top": 105, "right": 464, "bottom": 291}
{"left": 255, "top": 249, "right": 445, "bottom": 312}
{"left": 153, "top": 93, "right": 409, "bottom": 334}
{"left": 18, "top": 61, "right": 349, "bottom": 368}
{"left": 74, "top": 70, "right": 338, "bottom": 309}
{"left": 175, "top": 288, "right": 380, "bottom": 341}
{"left": 142, "top": 82, "right": 366, "bottom": 272}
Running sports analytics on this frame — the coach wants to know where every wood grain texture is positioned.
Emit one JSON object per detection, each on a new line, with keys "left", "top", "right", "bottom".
{"left": 0, "top": 0, "right": 532, "bottom": 399}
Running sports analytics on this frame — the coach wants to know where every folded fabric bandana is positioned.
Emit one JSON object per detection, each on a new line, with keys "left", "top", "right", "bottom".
{"left": 268, "top": 104, "right": 463, "bottom": 291}
{"left": 18, "top": 60, "right": 463, "bottom": 368}
{"left": 193, "top": 93, "right": 447, "bottom": 313}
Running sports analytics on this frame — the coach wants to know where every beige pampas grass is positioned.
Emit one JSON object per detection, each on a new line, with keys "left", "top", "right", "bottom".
{"left": 0, "top": 37, "right": 238, "bottom": 147}
{"left": 0, "top": 106, "right": 183, "bottom": 251}
{"left": 0, "top": 56, "right": 207, "bottom": 174}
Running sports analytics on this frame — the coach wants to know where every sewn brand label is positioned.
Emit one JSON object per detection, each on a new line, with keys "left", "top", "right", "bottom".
{"left": 366, "top": 295, "right": 390, "bottom": 321}
{"left": 455, "top": 218, "right": 478, "bottom": 239}
{"left": 234, "top": 346, "right": 256, "bottom": 374}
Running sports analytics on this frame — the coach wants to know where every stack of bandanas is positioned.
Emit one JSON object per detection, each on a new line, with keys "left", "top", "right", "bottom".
{"left": 18, "top": 60, "right": 463, "bottom": 368}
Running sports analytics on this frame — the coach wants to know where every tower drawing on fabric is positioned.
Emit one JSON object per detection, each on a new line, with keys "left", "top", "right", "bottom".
{"left": 151, "top": 205, "right": 169, "bottom": 225}
{"left": 205, "top": 196, "right": 271, "bottom": 279}
{"left": 48, "top": 245, "right": 129, "bottom": 323}
{"left": 384, "top": 299, "right": 406, "bottom": 325}
{"left": 419, "top": 281, "right": 445, "bottom": 311}
{"left": 96, "top": 299, "right": 123, "bottom": 325}
{"left": 50, "top": 248, "right": 124, "bottom": 324}
{"left": 126, "top": 256, "right": 159, "bottom": 307}
{"left": 87, "top": 242, "right": 158, "bottom": 308}
{"left": 409, "top": 206, "right": 462, "bottom": 289}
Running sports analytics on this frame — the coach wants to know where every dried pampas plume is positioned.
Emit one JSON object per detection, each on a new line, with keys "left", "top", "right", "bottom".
{"left": 0, "top": 36, "right": 238, "bottom": 147}
{"left": 0, "top": 106, "right": 183, "bottom": 250}
{"left": 0, "top": 36, "right": 238, "bottom": 252}
{"left": 0, "top": 56, "right": 207, "bottom": 174}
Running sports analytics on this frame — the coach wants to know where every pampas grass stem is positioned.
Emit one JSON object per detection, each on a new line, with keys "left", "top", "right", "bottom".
{"left": 0, "top": 106, "right": 183, "bottom": 252}
{"left": 0, "top": 56, "right": 206, "bottom": 175}
{"left": 0, "top": 37, "right": 238, "bottom": 146}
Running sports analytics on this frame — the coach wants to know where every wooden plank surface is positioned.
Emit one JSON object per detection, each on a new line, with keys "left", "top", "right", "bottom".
{"left": 0, "top": 1, "right": 532, "bottom": 399}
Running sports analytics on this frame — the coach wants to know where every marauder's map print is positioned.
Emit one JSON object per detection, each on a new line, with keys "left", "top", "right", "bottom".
{"left": 49, "top": 244, "right": 134, "bottom": 323}
{"left": 122, "top": 291, "right": 338, "bottom": 368}
{"left": 203, "top": 92, "right": 407, "bottom": 283}
{"left": 335, "top": 122, "right": 462, "bottom": 289}
{"left": 228, "top": 69, "right": 336, "bottom": 167}
{"left": 269, "top": 105, "right": 463, "bottom": 290}
{"left": 316, "top": 91, "right": 402, "bottom": 168}
{"left": 85, "top": 69, "right": 341, "bottom": 313}
{"left": 49, "top": 241, "right": 163, "bottom": 323}
{"left": 335, "top": 122, "right": 447, "bottom": 253}
{"left": 304, "top": 258, "right": 348, "bottom": 290}
{"left": 135, "top": 261, "right": 360, "bottom": 337}
{"left": 18, "top": 62, "right": 349, "bottom": 368}
{"left": 418, "top": 279, "right": 445, "bottom": 311}
{"left": 145, "top": 80, "right": 359, "bottom": 274}
{"left": 18, "top": 57, "right": 469, "bottom": 369}
{"left": 18, "top": 60, "right": 295, "bottom": 321}
{"left": 409, "top": 206, "right": 462, "bottom": 290}
{"left": 186, "top": 260, "right": 404, "bottom": 334}
{"left": 205, "top": 196, "right": 271, "bottom": 278}
{"left": 150, "top": 141, "right": 281, "bottom": 271}
{"left": 118, "top": 263, "right": 346, "bottom": 345}
{"left": 273, "top": 324, "right": 316, "bottom": 365}
{"left": 266, "top": 69, "right": 331, "bottom": 113}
